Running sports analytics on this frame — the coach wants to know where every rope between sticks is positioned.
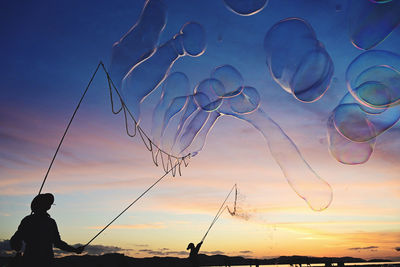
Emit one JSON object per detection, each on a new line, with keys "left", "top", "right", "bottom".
{"left": 37, "top": 61, "right": 189, "bottom": 196}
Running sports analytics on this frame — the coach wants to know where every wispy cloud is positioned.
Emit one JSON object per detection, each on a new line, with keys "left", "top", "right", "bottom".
{"left": 348, "top": 246, "right": 379, "bottom": 251}
{"left": 133, "top": 244, "right": 149, "bottom": 247}
{"left": 395, "top": 247, "right": 400, "bottom": 252}
{"left": 202, "top": 250, "right": 224, "bottom": 255}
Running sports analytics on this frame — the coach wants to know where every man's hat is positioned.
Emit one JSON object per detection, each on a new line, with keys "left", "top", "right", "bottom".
{"left": 31, "top": 193, "right": 54, "bottom": 212}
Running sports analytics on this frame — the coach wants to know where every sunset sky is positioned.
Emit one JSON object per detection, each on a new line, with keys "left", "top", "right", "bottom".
{"left": 1, "top": 0, "right": 400, "bottom": 261}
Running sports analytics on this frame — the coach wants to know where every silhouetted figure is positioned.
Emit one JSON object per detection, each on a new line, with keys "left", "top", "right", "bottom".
{"left": 187, "top": 241, "right": 203, "bottom": 267}
{"left": 10, "top": 193, "right": 84, "bottom": 267}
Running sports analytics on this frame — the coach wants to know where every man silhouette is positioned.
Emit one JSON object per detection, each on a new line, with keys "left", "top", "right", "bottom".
{"left": 187, "top": 241, "right": 203, "bottom": 267}
{"left": 10, "top": 193, "right": 84, "bottom": 266}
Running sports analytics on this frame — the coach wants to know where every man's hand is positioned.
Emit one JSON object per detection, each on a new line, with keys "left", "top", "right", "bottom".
{"left": 75, "top": 246, "right": 85, "bottom": 254}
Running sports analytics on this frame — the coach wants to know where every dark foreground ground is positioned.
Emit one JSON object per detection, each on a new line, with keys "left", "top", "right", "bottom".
{"left": 0, "top": 254, "right": 395, "bottom": 267}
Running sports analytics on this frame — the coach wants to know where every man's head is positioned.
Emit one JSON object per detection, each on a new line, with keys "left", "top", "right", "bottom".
{"left": 187, "top": 243, "right": 195, "bottom": 250}
{"left": 31, "top": 193, "right": 54, "bottom": 213}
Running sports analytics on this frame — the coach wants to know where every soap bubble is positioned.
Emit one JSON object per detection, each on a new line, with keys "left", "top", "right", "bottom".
{"left": 211, "top": 65, "right": 244, "bottom": 97}
{"left": 348, "top": 0, "right": 400, "bottom": 50}
{"left": 327, "top": 113, "right": 375, "bottom": 165}
{"left": 264, "top": 18, "right": 334, "bottom": 102}
{"left": 122, "top": 22, "right": 206, "bottom": 122}
{"left": 334, "top": 50, "right": 400, "bottom": 143}
{"left": 110, "top": 0, "right": 167, "bottom": 89}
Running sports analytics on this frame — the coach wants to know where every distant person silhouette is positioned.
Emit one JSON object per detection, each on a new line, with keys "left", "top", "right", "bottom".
{"left": 187, "top": 241, "right": 203, "bottom": 267}
{"left": 10, "top": 193, "right": 84, "bottom": 267}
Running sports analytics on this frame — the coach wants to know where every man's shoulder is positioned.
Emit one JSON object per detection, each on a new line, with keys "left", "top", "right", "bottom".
{"left": 22, "top": 213, "right": 56, "bottom": 223}
{"left": 21, "top": 214, "right": 34, "bottom": 223}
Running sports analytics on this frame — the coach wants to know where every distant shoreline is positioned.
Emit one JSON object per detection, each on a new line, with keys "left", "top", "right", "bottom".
{"left": 1, "top": 254, "right": 397, "bottom": 267}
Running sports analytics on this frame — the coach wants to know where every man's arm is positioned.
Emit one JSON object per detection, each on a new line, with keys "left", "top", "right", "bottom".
{"left": 195, "top": 241, "right": 203, "bottom": 253}
{"left": 10, "top": 218, "right": 27, "bottom": 251}
{"left": 52, "top": 220, "right": 84, "bottom": 254}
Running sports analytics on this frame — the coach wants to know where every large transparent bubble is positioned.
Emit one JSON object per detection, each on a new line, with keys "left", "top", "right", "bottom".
{"left": 334, "top": 50, "right": 400, "bottom": 143}
{"left": 193, "top": 79, "right": 224, "bottom": 112}
{"left": 348, "top": 0, "right": 400, "bottom": 50}
{"left": 264, "top": 18, "right": 334, "bottom": 103}
{"left": 347, "top": 50, "right": 400, "bottom": 108}
{"left": 122, "top": 22, "right": 206, "bottom": 123}
{"left": 211, "top": 65, "right": 244, "bottom": 97}
{"left": 327, "top": 112, "right": 375, "bottom": 165}
{"left": 110, "top": 0, "right": 167, "bottom": 89}
{"left": 327, "top": 112, "right": 376, "bottom": 165}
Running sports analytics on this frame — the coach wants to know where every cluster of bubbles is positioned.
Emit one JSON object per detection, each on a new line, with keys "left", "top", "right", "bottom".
{"left": 348, "top": 0, "right": 400, "bottom": 50}
{"left": 328, "top": 50, "right": 400, "bottom": 164}
{"left": 152, "top": 65, "right": 332, "bottom": 211}
{"left": 108, "top": 0, "right": 400, "bottom": 210}
{"left": 121, "top": 21, "right": 206, "bottom": 124}
{"left": 264, "top": 18, "right": 334, "bottom": 103}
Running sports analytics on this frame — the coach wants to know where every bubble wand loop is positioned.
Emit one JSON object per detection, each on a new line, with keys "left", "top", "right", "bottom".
{"left": 201, "top": 184, "right": 237, "bottom": 243}
{"left": 36, "top": 61, "right": 190, "bottom": 196}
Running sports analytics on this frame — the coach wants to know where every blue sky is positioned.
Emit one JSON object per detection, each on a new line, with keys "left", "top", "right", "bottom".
{"left": 1, "top": 0, "right": 400, "bottom": 260}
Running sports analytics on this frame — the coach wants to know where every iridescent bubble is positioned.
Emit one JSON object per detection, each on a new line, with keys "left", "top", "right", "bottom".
{"left": 356, "top": 81, "right": 394, "bottom": 110}
{"left": 333, "top": 103, "right": 376, "bottom": 143}
{"left": 175, "top": 78, "right": 225, "bottom": 154}
{"left": 327, "top": 113, "right": 375, "bottom": 165}
{"left": 264, "top": 18, "right": 334, "bottom": 102}
{"left": 211, "top": 65, "right": 244, "bottom": 97}
{"left": 122, "top": 22, "right": 206, "bottom": 123}
{"left": 193, "top": 79, "right": 224, "bottom": 112}
{"left": 228, "top": 86, "right": 260, "bottom": 114}
{"left": 336, "top": 50, "right": 400, "bottom": 142}
{"left": 222, "top": 0, "right": 268, "bottom": 16}
{"left": 333, "top": 92, "right": 400, "bottom": 143}
{"left": 347, "top": 51, "right": 400, "bottom": 108}
{"left": 348, "top": 0, "right": 400, "bottom": 50}
{"left": 110, "top": 0, "right": 167, "bottom": 89}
